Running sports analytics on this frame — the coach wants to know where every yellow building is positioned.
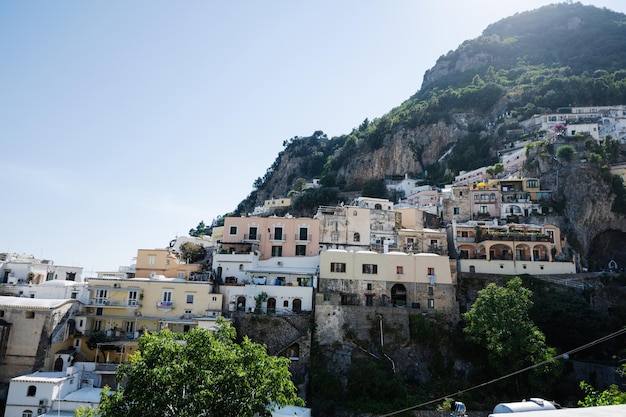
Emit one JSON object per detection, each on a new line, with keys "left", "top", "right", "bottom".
{"left": 75, "top": 276, "right": 222, "bottom": 363}
{"left": 134, "top": 248, "right": 201, "bottom": 279}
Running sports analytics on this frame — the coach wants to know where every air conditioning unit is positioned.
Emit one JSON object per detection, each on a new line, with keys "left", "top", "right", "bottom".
{"left": 277, "top": 261, "right": 283, "bottom": 266}
{"left": 134, "top": 311, "right": 142, "bottom": 316}
{"left": 113, "top": 283, "right": 120, "bottom": 288}
{"left": 39, "top": 399, "right": 48, "bottom": 406}
{"left": 37, "top": 408, "right": 44, "bottom": 415}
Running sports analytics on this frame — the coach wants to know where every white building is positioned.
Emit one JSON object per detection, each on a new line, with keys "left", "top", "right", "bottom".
{"left": 5, "top": 363, "right": 106, "bottom": 417}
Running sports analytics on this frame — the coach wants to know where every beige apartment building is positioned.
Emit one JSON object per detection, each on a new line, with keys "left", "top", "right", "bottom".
{"left": 318, "top": 249, "right": 457, "bottom": 317}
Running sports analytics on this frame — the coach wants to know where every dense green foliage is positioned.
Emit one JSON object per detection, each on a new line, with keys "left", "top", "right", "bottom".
{"left": 98, "top": 320, "right": 302, "bottom": 417}
{"left": 579, "top": 365, "right": 626, "bottom": 407}
{"left": 463, "top": 277, "right": 558, "bottom": 397}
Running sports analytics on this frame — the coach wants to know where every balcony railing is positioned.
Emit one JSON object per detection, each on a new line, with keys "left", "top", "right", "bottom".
{"left": 156, "top": 301, "right": 174, "bottom": 309}
{"left": 294, "top": 234, "right": 311, "bottom": 242}
{"left": 244, "top": 233, "right": 261, "bottom": 241}
{"left": 476, "top": 232, "right": 551, "bottom": 243}
{"left": 269, "top": 234, "right": 285, "bottom": 241}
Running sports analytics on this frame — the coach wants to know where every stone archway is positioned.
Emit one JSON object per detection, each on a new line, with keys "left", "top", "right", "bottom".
{"left": 391, "top": 284, "right": 407, "bottom": 307}
{"left": 236, "top": 296, "right": 246, "bottom": 312}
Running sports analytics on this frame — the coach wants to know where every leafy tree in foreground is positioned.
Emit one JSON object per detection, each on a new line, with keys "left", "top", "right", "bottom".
{"left": 97, "top": 319, "right": 303, "bottom": 417}
{"left": 578, "top": 364, "right": 626, "bottom": 406}
{"left": 463, "top": 277, "right": 557, "bottom": 394}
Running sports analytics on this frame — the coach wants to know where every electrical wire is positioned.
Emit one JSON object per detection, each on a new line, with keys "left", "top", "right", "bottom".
{"left": 379, "top": 327, "right": 626, "bottom": 417}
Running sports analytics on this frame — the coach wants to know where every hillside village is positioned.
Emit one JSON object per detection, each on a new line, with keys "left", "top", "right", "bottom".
{"left": 1, "top": 105, "right": 626, "bottom": 416}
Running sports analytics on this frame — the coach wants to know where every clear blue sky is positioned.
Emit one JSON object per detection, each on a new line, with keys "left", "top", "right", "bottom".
{"left": 2, "top": 1, "right": 625, "bottom": 273}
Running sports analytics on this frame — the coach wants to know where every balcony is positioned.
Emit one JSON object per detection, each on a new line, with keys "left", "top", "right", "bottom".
{"left": 294, "top": 234, "right": 311, "bottom": 242}
{"left": 156, "top": 301, "right": 173, "bottom": 309}
{"left": 244, "top": 233, "right": 261, "bottom": 242}
{"left": 269, "top": 233, "right": 285, "bottom": 242}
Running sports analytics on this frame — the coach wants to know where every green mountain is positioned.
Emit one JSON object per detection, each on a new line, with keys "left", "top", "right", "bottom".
{"left": 230, "top": 2, "right": 626, "bottom": 268}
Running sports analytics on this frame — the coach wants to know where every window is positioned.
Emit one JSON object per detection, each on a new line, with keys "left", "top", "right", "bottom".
{"left": 71, "top": 292, "right": 78, "bottom": 299}
{"left": 124, "top": 321, "right": 134, "bottom": 333}
{"left": 22, "top": 411, "right": 33, "bottom": 417}
{"left": 148, "top": 256, "right": 155, "bottom": 265}
{"left": 186, "top": 294, "right": 194, "bottom": 304}
{"left": 396, "top": 266, "right": 404, "bottom": 274}
{"left": 323, "top": 294, "right": 331, "bottom": 301}
{"left": 26, "top": 311, "right": 34, "bottom": 319}
{"left": 428, "top": 286, "right": 434, "bottom": 295}
{"left": 526, "top": 179, "right": 538, "bottom": 188}
{"left": 163, "top": 290, "right": 173, "bottom": 302}
{"left": 229, "top": 226, "right": 237, "bottom": 235}
{"left": 283, "top": 300, "right": 289, "bottom": 307}
{"left": 271, "top": 246, "right": 283, "bottom": 257}
{"left": 428, "top": 299, "right": 435, "bottom": 309}
{"left": 453, "top": 207, "right": 460, "bottom": 215}
{"left": 93, "top": 320, "right": 102, "bottom": 331}
{"left": 27, "top": 385, "right": 36, "bottom": 396}
{"left": 365, "top": 295, "right": 374, "bottom": 306}
{"left": 298, "top": 227, "right": 308, "bottom": 241}
{"left": 362, "top": 264, "right": 378, "bottom": 274}
{"left": 331, "top": 232, "right": 339, "bottom": 242}
{"left": 479, "top": 205, "right": 488, "bottom": 214}
{"left": 177, "top": 272, "right": 185, "bottom": 279}
{"left": 211, "top": 296, "right": 218, "bottom": 302}
{"left": 353, "top": 210, "right": 358, "bottom": 216}
{"left": 248, "top": 226, "right": 258, "bottom": 240}
{"left": 46, "top": 271, "right": 54, "bottom": 281}
{"left": 128, "top": 291, "right": 138, "bottom": 306}
{"left": 66, "top": 272, "right": 76, "bottom": 281}
{"left": 166, "top": 259, "right": 170, "bottom": 265}
{"left": 330, "top": 262, "right": 346, "bottom": 273}
{"left": 353, "top": 232, "right": 360, "bottom": 242}
{"left": 427, "top": 267, "right": 435, "bottom": 275}
{"left": 0, "top": 311, "right": 4, "bottom": 318}
{"left": 295, "top": 245, "right": 306, "bottom": 256}
{"left": 366, "top": 283, "right": 372, "bottom": 291}
{"left": 274, "top": 227, "right": 283, "bottom": 240}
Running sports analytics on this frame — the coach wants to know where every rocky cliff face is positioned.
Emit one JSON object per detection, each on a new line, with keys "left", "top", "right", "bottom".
{"left": 335, "top": 122, "right": 463, "bottom": 187}
{"left": 531, "top": 149, "right": 626, "bottom": 269}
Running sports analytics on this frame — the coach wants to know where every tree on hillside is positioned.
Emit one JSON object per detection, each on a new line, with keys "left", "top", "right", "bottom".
{"left": 189, "top": 221, "right": 210, "bottom": 237}
{"left": 96, "top": 319, "right": 303, "bottom": 417}
{"left": 179, "top": 242, "right": 207, "bottom": 264}
{"left": 463, "top": 277, "right": 557, "bottom": 393}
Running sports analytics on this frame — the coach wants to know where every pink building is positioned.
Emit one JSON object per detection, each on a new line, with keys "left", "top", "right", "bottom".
{"left": 220, "top": 216, "right": 320, "bottom": 260}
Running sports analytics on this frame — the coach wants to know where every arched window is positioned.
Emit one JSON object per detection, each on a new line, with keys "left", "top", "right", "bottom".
{"left": 27, "top": 385, "right": 36, "bottom": 397}
{"left": 353, "top": 232, "right": 360, "bottom": 242}
{"left": 22, "top": 410, "right": 33, "bottom": 417}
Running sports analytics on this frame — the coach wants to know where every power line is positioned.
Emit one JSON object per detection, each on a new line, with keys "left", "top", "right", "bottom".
{"left": 379, "top": 327, "right": 626, "bottom": 417}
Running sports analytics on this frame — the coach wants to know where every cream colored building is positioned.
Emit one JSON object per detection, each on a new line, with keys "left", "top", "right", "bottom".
{"left": 452, "top": 220, "right": 576, "bottom": 275}
{"left": 316, "top": 205, "right": 372, "bottom": 251}
{"left": 264, "top": 197, "right": 292, "bottom": 208}
{"left": 318, "top": 250, "right": 457, "bottom": 317}
{"left": 75, "top": 276, "right": 222, "bottom": 363}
